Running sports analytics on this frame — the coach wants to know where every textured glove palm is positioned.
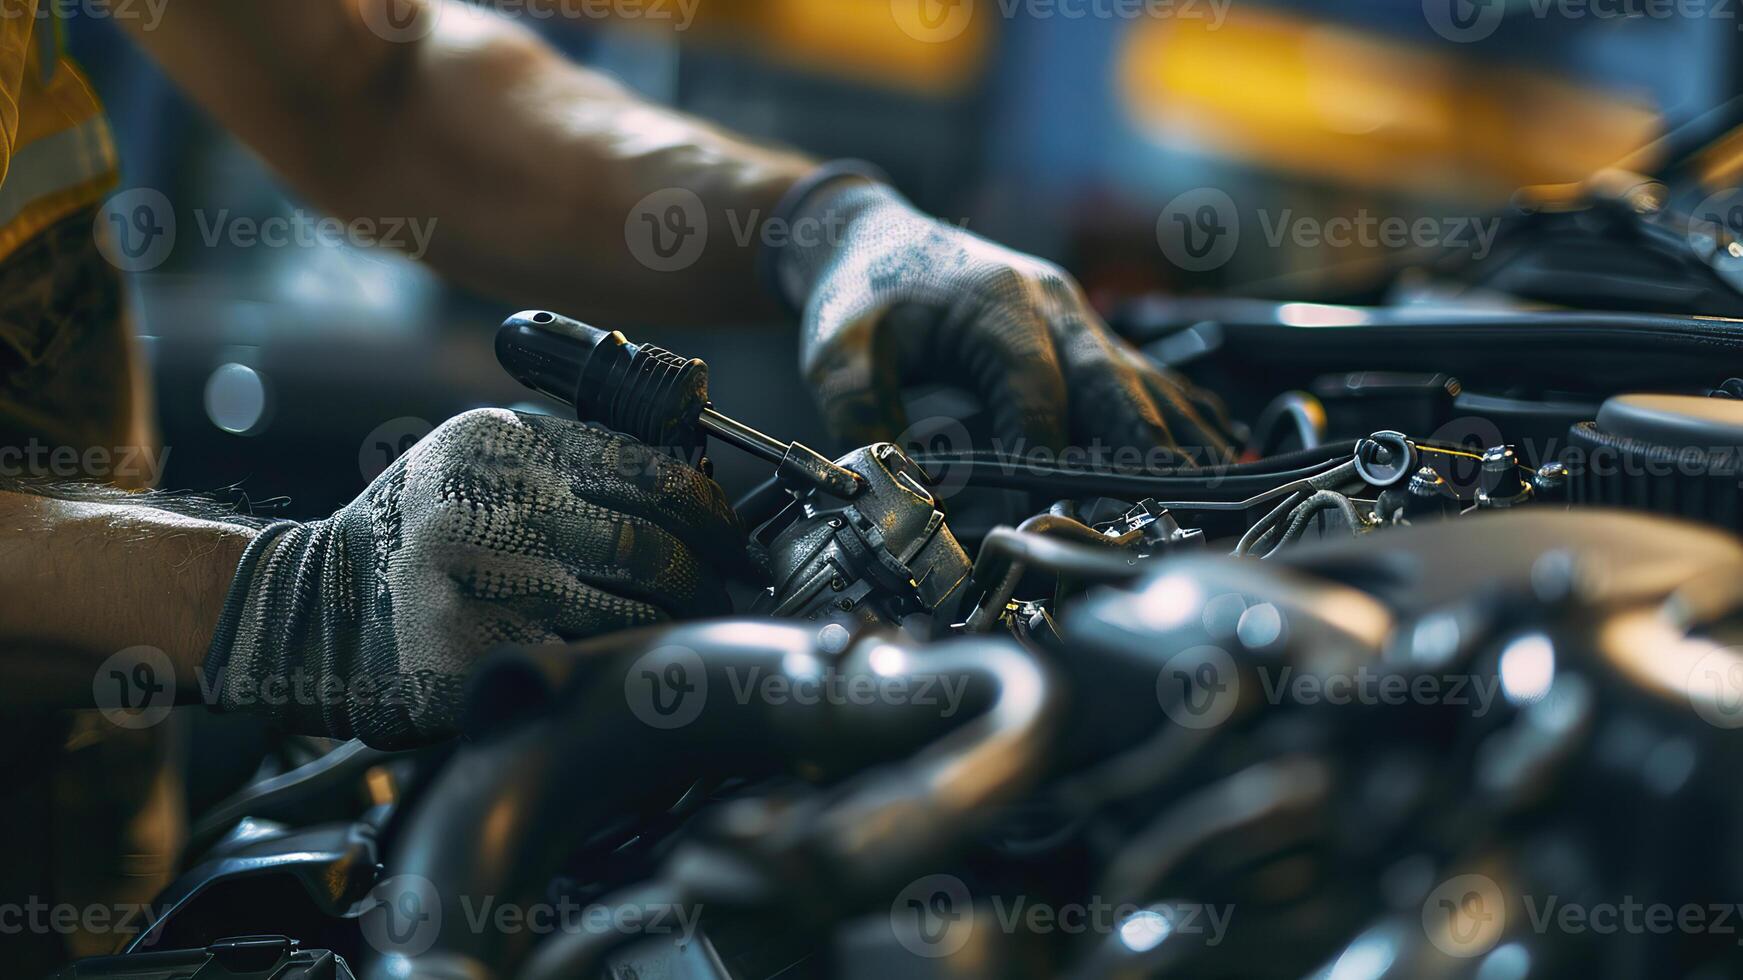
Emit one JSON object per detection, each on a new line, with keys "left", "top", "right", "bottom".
{"left": 204, "top": 409, "right": 748, "bottom": 747}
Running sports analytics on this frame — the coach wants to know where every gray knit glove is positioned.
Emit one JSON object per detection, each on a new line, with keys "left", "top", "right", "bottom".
{"left": 203, "top": 409, "right": 749, "bottom": 748}
{"left": 773, "top": 179, "right": 1236, "bottom": 464}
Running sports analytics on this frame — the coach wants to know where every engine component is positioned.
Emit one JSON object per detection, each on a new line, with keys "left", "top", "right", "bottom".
{"left": 496, "top": 310, "right": 968, "bottom": 623}
{"left": 1100, "top": 498, "right": 1205, "bottom": 551}
{"left": 366, "top": 623, "right": 1058, "bottom": 980}
{"left": 754, "top": 442, "right": 972, "bottom": 626}
{"left": 1563, "top": 392, "right": 1743, "bottom": 529}
{"left": 1061, "top": 508, "right": 1743, "bottom": 977}
{"left": 1352, "top": 429, "right": 1416, "bottom": 487}
{"left": 1396, "top": 465, "right": 1460, "bottom": 521}
{"left": 1475, "top": 443, "right": 1532, "bottom": 508}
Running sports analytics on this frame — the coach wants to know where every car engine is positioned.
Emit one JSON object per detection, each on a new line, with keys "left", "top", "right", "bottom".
{"left": 54, "top": 179, "right": 1743, "bottom": 980}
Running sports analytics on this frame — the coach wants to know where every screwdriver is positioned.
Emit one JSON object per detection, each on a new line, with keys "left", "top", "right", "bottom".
{"left": 495, "top": 310, "right": 864, "bottom": 498}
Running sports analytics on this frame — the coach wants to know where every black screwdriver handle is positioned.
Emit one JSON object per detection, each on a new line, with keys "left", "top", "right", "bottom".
{"left": 496, "top": 310, "right": 709, "bottom": 456}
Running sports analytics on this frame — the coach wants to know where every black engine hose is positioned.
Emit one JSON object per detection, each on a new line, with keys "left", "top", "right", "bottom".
{"left": 912, "top": 440, "right": 1359, "bottom": 503}
{"left": 367, "top": 623, "right": 1057, "bottom": 980}
{"left": 965, "top": 515, "right": 1147, "bottom": 631}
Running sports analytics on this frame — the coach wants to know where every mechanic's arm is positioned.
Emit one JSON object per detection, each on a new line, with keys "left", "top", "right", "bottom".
{"left": 0, "top": 411, "right": 750, "bottom": 743}
{"left": 123, "top": 0, "right": 1237, "bottom": 458}
{"left": 0, "top": 489, "right": 251, "bottom": 703}
{"left": 119, "top": 0, "right": 812, "bottom": 324}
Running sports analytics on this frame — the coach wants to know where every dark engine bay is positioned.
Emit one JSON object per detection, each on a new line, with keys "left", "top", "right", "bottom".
{"left": 56, "top": 174, "right": 1743, "bottom": 980}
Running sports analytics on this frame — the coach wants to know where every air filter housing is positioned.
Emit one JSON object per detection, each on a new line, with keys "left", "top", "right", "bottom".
{"left": 1564, "top": 394, "right": 1743, "bottom": 531}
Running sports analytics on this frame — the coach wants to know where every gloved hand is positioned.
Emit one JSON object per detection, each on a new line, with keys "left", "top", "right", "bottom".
{"left": 772, "top": 179, "right": 1238, "bottom": 466}
{"left": 202, "top": 409, "right": 749, "bottom": 748}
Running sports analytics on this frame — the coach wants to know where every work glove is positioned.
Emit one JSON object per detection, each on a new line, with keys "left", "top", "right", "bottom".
{"left": 202, "top": 409, "right": 748, "bottom": 748}
{"left": 771, "top": 178, "right": 1238, "bottom": 465}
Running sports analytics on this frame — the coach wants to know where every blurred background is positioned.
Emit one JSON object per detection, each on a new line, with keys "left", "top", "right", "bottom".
{"left": 64, "top": 0, "right": 1726, "bottom": 525}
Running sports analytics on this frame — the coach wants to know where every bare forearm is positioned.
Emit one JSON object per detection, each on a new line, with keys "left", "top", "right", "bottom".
{"left": 122, "top": 0, "right": 814, "bottom": 324}
{"left": 0, "top": 490, "right": 253, "bottom": 705}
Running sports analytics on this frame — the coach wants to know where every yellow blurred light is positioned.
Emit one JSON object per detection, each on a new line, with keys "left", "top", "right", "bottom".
{"left": 684, "top": 0, "right": 992, "bottom": 95}
{"left": 1118, "top": 9, "right": 1659, "bottom": 202}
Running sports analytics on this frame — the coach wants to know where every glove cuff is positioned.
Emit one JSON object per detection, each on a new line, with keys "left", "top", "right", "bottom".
{"left": 759, "top": 159, "right": 896, "bottom": 314}
{"left": 201, "top": 519, "right": 302, "bottom": 708}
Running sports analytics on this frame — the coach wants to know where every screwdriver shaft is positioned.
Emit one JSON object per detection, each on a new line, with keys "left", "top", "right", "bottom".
{"left": 697, "top": 407, "right": 792, "bottom": 465}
